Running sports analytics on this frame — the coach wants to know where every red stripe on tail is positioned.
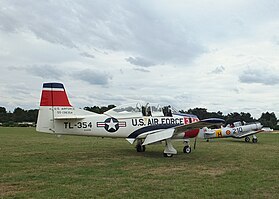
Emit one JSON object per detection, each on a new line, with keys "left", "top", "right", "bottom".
{"left": 39, "top": 83, "right": 71, "bottom": 107}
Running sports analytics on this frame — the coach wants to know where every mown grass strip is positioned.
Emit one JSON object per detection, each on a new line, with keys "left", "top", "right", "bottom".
{"left": 1, "top": 128, "right": 278, "bottom": 198}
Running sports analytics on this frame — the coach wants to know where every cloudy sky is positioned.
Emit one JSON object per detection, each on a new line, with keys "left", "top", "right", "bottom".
{"left": 1, "top": 0, "right": 279, "bottom": 118}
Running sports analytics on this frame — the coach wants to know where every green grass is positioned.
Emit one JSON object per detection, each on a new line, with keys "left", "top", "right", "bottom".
{"left": 1, "top": 127, "right": 278, "bottom": 198}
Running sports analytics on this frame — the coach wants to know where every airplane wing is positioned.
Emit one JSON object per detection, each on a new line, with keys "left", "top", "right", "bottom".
{"left": 233, "top": 129, "right": 264, "bottom": 138}
{"left": 142, "top": 118, "right": 224, "bottom": 145}
{"left": 173, "top": 118, "right": 224, "bottom": 135}
{"left": 143, "top": 128, "right": 174, "bottom": 145}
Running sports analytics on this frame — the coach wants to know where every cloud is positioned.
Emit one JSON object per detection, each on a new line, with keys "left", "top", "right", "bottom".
{"left": 0, "top": 1, "right": 205, "bottom": 65}
{"left": 133, "top": 67, "right": 150, "bottom": 73}
{"left": 210, "top": 66, "right": 225, "bottom": 74}
{"left": 29, "top": 65, "right": 64, "bottom": 79}
{"left": 239, "top": 68, "right": 279, "bottom": 85}
{"left": 74, "top": 69, "right": 112, "bottom": 86}
{"left": 126, "top": 57, "right": 154, "bottom": 67}
{"left": 1, "top": 0, "right": 279, "bottom": 118}
{"left": 9, "top": 65, "right": 63, "bottom": 80}
{"left": 232, "top": 88, "right": 240, "bottom": 94}
{"left": 80, "top": 52, "right": 95, "bottom": 59}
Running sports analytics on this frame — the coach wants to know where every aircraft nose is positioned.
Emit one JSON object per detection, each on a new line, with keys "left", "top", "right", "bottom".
{"left": 184, "top": 129, "right": 200, "bottom": 138}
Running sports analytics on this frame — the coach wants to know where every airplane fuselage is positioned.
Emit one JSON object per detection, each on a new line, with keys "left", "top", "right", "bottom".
{"left": 199, "top": 122, "right": 263, "bottom": 140}
{"left": 46, "top": 107, "right": 200, "bottom": 140}
{"left": 36, "top": 82, "right": 225, "bottom": 156}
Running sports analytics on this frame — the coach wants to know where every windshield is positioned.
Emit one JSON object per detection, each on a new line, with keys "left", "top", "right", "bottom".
{"left": 105, "top": 102, "right": 142, "bottom": 115}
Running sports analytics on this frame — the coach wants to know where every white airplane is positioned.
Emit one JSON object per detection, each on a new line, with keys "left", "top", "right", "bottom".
{"left": 36, "top": 82, "right": 224, "bottom": 157}
{"left": 198, "top": 121, "right": 263, "bottom": 143}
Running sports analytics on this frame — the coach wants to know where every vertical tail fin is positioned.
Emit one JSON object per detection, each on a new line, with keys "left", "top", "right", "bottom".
{"left": 36, "top": 82, "right": 94, "bottom": 134}
{"left": 36, "top": 82, "right": 71, "bottom": 133}
{"left": 40, "top": 83, "right": 71, "bottom": 107}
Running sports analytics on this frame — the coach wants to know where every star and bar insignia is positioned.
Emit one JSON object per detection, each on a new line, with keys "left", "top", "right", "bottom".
{"left": 97, "top": 117, "right": 126, "bottom": 132}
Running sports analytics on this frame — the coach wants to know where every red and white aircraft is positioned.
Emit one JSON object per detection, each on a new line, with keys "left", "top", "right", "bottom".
{"left": 36, "top": 83, "right": 224, "bottom": 157}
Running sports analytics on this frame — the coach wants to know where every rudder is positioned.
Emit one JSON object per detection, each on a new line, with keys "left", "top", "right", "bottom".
{"left": 36, "top": 82, "right": 71, "bottom": 133}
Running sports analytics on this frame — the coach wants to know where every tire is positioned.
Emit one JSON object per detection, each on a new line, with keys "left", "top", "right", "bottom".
{"left": 245, "top": 137, "right": 250, "bottom": 142}
{"left": 183, "top": 146, "right": 191, "bottom": 154}
{"left": 252, "top": 138, "right": 258, "bottom": 143}
{"left": 136, "top": 144, "right": 142, "bottom": 152}
{"left": 136, "top": 144, "right": 145, "bottom": 152}
{"left": 163, "top": 153, "right": 173, "bottom": 157}
{"left": 142, "top": 145, "right": 146, "bottom": 152}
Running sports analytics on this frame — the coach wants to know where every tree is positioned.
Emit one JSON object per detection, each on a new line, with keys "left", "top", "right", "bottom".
{"left": 259, "top": 112, "right": 277, "bottom": 129}
{"left": 183, "top": 108, "right": 225, "bottom": 120}
{"left": 186, "top": 108, "right": 210, "bottom": 120}
{"left": 224, "top": 112, "right": 256, "bottom": 125}
{"left": 0, "top": 107, "right": 6, "bottom": 114}
{"left": 84, "top": 105, "right": 116, "bottom": 114}
{"left": 26, "top": 109, "right": 39, "bottom": 122}
{"left": 13, "top": 107, "right": 27, "bottom": 122}
{"left": 84, "top": 106, "right": 103, "bottom": 114}
{"left": 0, "top": 107, "right": 11, "bottom": 123}
{"left": 239, "top": 112, "right": 255, "bottom": 123}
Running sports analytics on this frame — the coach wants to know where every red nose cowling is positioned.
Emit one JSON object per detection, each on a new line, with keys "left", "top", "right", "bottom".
{"left": 184, "top": 129, "right": 199, "bottom": 138}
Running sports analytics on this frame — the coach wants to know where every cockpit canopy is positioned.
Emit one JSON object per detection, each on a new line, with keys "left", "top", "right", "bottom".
{"left": 104, "top": 102, "right": 179, "bottom": 118}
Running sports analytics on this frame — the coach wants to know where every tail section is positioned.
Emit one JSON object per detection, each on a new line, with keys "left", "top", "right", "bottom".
{"left": 36, "top": 82, "right": 96, "bottom": 134}
{"left": 36, "top": 83, "right": 72, "bottom": 133}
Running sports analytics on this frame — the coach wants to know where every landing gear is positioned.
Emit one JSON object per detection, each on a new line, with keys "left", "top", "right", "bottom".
{"left": 136, "top": 139, "right": 146, "bottom": 152}
{"left": 136, "top": 144, "right": 145, "bottom": 152}
{"left": 183, "top": 140, "right": 192, "bottom": 154}
{"left": 245, "top": 136, "right": 258, "bottom": 143}
{"left": 163, "top": 139, "right": 177, "bottom": 157}
{"left": 252, "top": 135, "right": 258, "bottom": 143}
{"left": 245, "top": 136, "right": 250, "bottom": 142}
{"left": 183, "top": 146, "right": 191, "bottom": 154}
{"left": 163, "top": 153, "right": 173, "bottom": 157}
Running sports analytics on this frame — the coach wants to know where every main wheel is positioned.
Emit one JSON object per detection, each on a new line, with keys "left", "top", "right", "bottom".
{"left": 252, "top": 138, "right": 258, "bottom": 143}
{"left": 136, "top": 144, "right": 142, "bottom": 152}
{"left": 136, "top": 144, "right": 146, "bottom": 152}
{"left": 163, "top": 153, "right": 173, "bottom": 157}
{"left": 183, "top": 146, "right": 191, "bottom": 154}
{"left": 142, "top": 145, "right": 146, "bottom": 152}
{"left": 245, "top": 137, "right": 250, "bottom": 142}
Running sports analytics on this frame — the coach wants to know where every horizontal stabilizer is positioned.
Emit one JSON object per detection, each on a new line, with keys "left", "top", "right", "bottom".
{"left": 143, "top": 128, "right": 174, "bottom": 145}
{"left": 53, "top": 107, "right": 96, "bottom": 120}
{"left": 54, "top": 116, "right": 85, "bottom": 120}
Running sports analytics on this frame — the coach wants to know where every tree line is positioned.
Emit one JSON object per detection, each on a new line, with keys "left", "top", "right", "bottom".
{"left": 0, "top": 106, "right": 278, "bottom": 129}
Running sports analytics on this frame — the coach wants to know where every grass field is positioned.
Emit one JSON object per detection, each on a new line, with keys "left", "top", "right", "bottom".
{"left": 1, "top": 127, "right": 279, "bottom": 198}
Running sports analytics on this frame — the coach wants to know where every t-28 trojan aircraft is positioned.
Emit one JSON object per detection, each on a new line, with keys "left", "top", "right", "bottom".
{"left": 36, "top": 83, "right": 224, "bottom": 157}
{"left": 198, "top": 121, "right": 263, "bottom": 143}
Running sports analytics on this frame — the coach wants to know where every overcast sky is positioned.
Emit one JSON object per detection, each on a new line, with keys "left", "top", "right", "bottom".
{"left": 1, "top": 0, "right": 279, "bottom": 118}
